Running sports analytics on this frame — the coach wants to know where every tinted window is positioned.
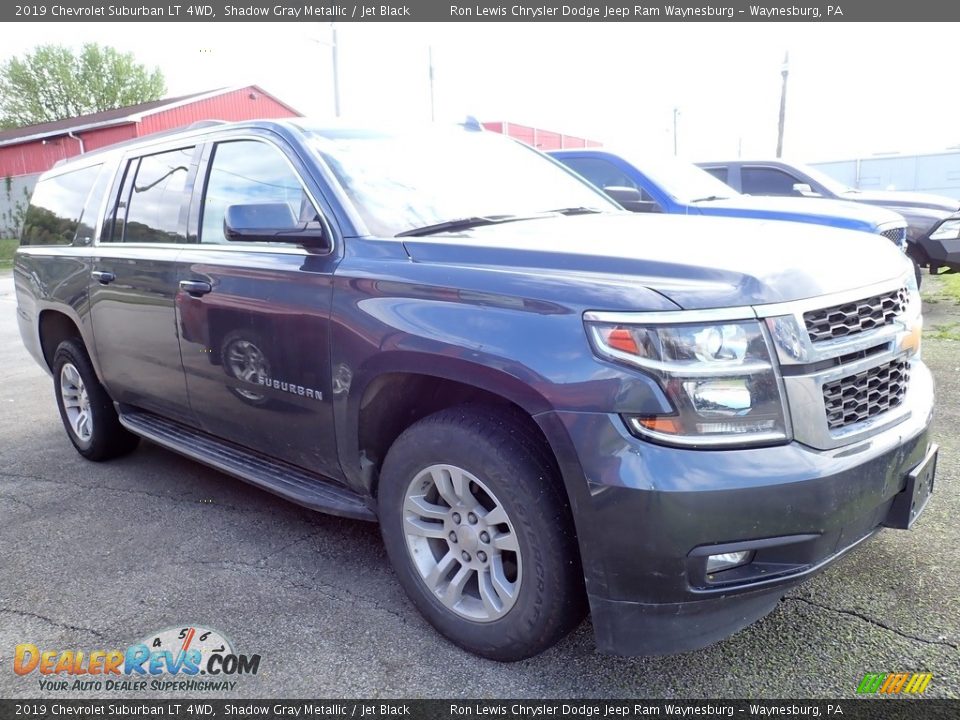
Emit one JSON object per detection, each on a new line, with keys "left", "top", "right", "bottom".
{"left": 702, "top": 166, "right": 728, "bottom": 183}
{"left": 21, "top": 164, "right": 101, "bottom": 246}
{"left": 200, "top": 140, "right": 313, "bottom": 244}
{"left": 120, "top": 147, "right": 194, "bottom": 243}
{"left": 741, "top": 166, "right": 801, "bottom": 196}
{"left": 560, "top": 157, "right": 639, "bottom": 191}
{"left": 74, "top": 165, "right": 113, "bottom": 245}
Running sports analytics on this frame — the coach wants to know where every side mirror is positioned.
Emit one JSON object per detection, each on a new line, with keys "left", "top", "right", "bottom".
{"left": 224, "top": 203, "right": 326, "bottom": 246}
{"left": 603, "top": 186, "right": 661, "bottom": 213}
{"left": 792, "top": 182, "right": 821, "bottom": 198}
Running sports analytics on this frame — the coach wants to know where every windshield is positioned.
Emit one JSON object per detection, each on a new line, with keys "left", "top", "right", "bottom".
{"left": 625, "top": 153, "right": 738, "bottom": 203}
{"left": 308, "top": 127, "right": 620, "bottom": 236}
{"left": 788, "top": 162, "right": 854, "bottom": 195}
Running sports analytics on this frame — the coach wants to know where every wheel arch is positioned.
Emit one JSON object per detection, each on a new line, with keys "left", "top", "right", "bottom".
{"left": 38, "top": 309, "right": 85, "bottom": 371}
{"left": 339, "top": 353, "right": 558, "bottom": 497}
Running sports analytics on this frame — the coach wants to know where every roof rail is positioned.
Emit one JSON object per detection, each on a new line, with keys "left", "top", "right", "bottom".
{"left": 186, "top": 119, "right": 228, "bottom": 130}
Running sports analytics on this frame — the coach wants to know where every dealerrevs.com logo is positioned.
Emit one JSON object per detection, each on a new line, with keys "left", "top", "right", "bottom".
{"left": 14, "top": 625, "right": 261, "bottom": 692}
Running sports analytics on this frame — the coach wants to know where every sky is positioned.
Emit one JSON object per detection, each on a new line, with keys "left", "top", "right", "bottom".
{"left": 4, "top": 21, "right": 959, "bottom": 163}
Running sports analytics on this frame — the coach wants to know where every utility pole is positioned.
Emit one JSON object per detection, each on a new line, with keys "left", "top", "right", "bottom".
{"left": 673, "top": 107, "right": 679, "bottom": 156}
{"left": 428, "top": 45, "right": 436, "bottom": 122}
{"left": 331, "top": 24, "right": 341, "bottom": 118}
{"left": 776, "top": 52, "right": 789, "bottom": 158}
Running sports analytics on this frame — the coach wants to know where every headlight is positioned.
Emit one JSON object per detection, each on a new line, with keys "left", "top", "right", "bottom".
{"left": 585, "top": 318, "right": 790, "bottom": 447}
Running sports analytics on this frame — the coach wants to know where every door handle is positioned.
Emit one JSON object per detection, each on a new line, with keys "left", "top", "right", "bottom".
{"left": 91, "top": 270, "right": 116, "bottom": 284}
{"left": 179, "top": 280, "right": 213, "bottom": 297}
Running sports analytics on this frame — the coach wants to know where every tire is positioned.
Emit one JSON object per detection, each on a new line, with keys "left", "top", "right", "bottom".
{"left": 52, "top": 339, "right": 139, "bottom": 461}
{"left": 913, "top": 258, "right": 923, "bottom": 289}
{"left": 378, "top": 404, "right": 586, "bottom": 661}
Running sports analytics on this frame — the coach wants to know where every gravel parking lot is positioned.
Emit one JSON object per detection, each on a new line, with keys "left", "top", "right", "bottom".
{"left": 0, "top": 269, "right": 957, "bottom": 700}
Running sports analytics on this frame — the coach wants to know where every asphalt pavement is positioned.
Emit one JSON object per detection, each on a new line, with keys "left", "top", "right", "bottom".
{"left": 0, "top": 270, "right": 958, "bottom": 699}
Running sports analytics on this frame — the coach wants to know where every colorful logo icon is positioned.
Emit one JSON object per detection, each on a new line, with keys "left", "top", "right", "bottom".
{"left": 856, "top": 672, "right": 933, "bottom": 695}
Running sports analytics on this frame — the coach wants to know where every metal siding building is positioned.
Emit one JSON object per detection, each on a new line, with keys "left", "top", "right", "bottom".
{"left": 0, "top": 86, "right": 301, "bottom": 235}
{"left": 813, "top": 152, "right": 960, "bottom": 200}
{"left": 482, "top": 121, "right": 602, "bottom": 150}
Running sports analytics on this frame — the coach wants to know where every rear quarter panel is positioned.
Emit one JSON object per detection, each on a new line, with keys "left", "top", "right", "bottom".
{"left": 14, "top": 246, "right": 95, "bottom": 376}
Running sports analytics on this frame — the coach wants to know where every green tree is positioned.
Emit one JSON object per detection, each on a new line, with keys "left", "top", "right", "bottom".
{"left": 0, "top": 43, "right": 166, "bottom": 129}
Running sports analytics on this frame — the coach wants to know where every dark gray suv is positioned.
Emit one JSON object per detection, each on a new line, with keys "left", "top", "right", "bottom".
{"left": 14, "top": 120, "right": 936, "bottom": 660}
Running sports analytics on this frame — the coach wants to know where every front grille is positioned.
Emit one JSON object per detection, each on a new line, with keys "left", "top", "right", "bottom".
{"left": 803, "top": 287, "right": 907, "bottom": 343}
{"left": 880, "top": 227, "right": 906, "bottom": 246}
{"left": 823, "top": 358, "right": 910, "bottom": 430}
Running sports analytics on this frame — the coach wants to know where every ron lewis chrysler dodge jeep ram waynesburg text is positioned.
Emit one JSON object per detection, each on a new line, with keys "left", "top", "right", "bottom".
{"left": 14, "top": 120, "right": 937, "bottom": 661}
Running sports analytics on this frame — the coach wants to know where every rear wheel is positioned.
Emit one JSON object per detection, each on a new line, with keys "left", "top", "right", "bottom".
{"left": 52, "top": 339, "right": 139, "bottom": 461}
{"left": 378, "top": 405, "right": 586, "bottom": 661}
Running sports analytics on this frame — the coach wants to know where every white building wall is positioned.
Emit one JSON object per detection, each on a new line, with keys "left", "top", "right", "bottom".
{"left": 812, "top": 152, "right": 960, "bottom": 199}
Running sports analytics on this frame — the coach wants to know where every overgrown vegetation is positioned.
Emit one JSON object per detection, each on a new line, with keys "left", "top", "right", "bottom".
{"left": 926, "top": 322, "right": 960, "bottom": 341}
{"left": 0, "top": 237, "right": 17, "bottom": 269}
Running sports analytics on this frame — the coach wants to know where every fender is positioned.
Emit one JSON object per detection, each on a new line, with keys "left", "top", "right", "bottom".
{"left": 334, "top": 350, "right": 555, "bottom": 490}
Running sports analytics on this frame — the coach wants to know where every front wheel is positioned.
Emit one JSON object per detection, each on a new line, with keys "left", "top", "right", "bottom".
{"left": 378, "top": 405, "right": 586, "bottom": 661}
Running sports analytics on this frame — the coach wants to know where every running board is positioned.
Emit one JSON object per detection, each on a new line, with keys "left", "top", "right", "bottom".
{"left": 118, "top": 407, "right": 376, "bottom": 522}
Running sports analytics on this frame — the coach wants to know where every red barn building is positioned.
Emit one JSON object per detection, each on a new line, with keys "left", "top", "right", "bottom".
{"left": 482, "top": 121, "right": 602, "bottom": 150}
{"left": 0, "top": 85, "right": 301, "bottom": 235}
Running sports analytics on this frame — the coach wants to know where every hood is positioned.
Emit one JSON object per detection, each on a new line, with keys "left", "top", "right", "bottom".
{"left": 697, "top": 195, "right": 904, "bottom": 230}
{"left": 401, "top": 213, "right": 912, "bottom": 311}
{"left": 841, "top": 189, "right": 959, "bottom": 213}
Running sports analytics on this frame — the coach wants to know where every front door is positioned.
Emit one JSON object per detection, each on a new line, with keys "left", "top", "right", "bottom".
{"left": 176, "top": 137, "right": 342, "bottom": 479}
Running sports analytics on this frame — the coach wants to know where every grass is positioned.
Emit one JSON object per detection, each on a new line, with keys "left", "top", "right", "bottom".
{"left": 0, "top": 237, "right": 16, "bottom": 269}
{"left": 927, "top": 322, "right": 960, "bottom": 341}
{"left": 936, "top": 272, "right": 960, "bottom": 303}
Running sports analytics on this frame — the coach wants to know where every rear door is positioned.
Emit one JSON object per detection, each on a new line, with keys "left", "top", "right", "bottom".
{"left": 88, "top": 143, "right": 201, "bottom": 425}
{"left": 175, "top": 133, "right": 343, "bottom": 479}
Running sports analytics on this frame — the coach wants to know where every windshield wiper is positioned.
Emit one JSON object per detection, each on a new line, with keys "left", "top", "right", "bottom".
{"left": 396, "top": 215, "right": 525, "bottom": 237}
{"left": 545, "top": 206, "right": 605, "bottom": 215}
{"left": 690, "top": 195, "right": 729, "bottom": 203}
{"left": 396, "top": 207, "right": 605, "bottom": 237}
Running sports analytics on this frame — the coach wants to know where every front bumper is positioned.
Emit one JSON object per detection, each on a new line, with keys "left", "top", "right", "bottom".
{"left": 918, "top": 232, "right": 960, "bottom": 271}
{"left": 539, "top": 361, "right": 935, "bottom": 655}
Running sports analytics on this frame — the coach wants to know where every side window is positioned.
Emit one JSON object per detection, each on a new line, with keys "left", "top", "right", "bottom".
{"left": 561, "top": 157, "right": 639, "bottom": 192}
{"left": 200, "top": 140, "right": 314, "bottom": 245}
{"left": 119, "top": 146, "right": 195, "bottom": 243}
{"left": 702, "top": 166, "right": 728, "bottom": 183}
{"left": 741, "top": 167, "right": 801, "bottom": 196}
{"left": 74, "top": 165, "right": 113, "bottom": 245}
{"left": 21, "top": 164, "right": 101, "bottom": 246}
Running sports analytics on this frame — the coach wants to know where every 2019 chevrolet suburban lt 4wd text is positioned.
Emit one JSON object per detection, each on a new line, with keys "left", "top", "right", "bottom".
{"left": 14, "top": 120, "right": 937, "bottom": 661}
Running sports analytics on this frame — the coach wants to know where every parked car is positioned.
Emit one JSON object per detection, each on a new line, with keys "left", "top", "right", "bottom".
{"left": 549, "top": 149, "right": 910, "bottom": 250}
{"left": 697, "top": 159, "right": 959, "bottom": 273}
{"left": 15, "top": 120, "right": 935, "bottom": 661}
{"left": 916, "top": 211, "right": 960, "bottom": 273}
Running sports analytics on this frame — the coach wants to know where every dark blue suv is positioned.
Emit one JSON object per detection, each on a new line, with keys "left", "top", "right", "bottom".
{"left": 14, "top": 121, "right": 936, "bottom": 660}
{"left": 551, "top": 149, "right": 908, "bottom": 247}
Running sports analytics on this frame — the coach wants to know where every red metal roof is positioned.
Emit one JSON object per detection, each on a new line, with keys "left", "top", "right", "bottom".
{"left": 0, "top": 85, "right": 301, "bottom": 148}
